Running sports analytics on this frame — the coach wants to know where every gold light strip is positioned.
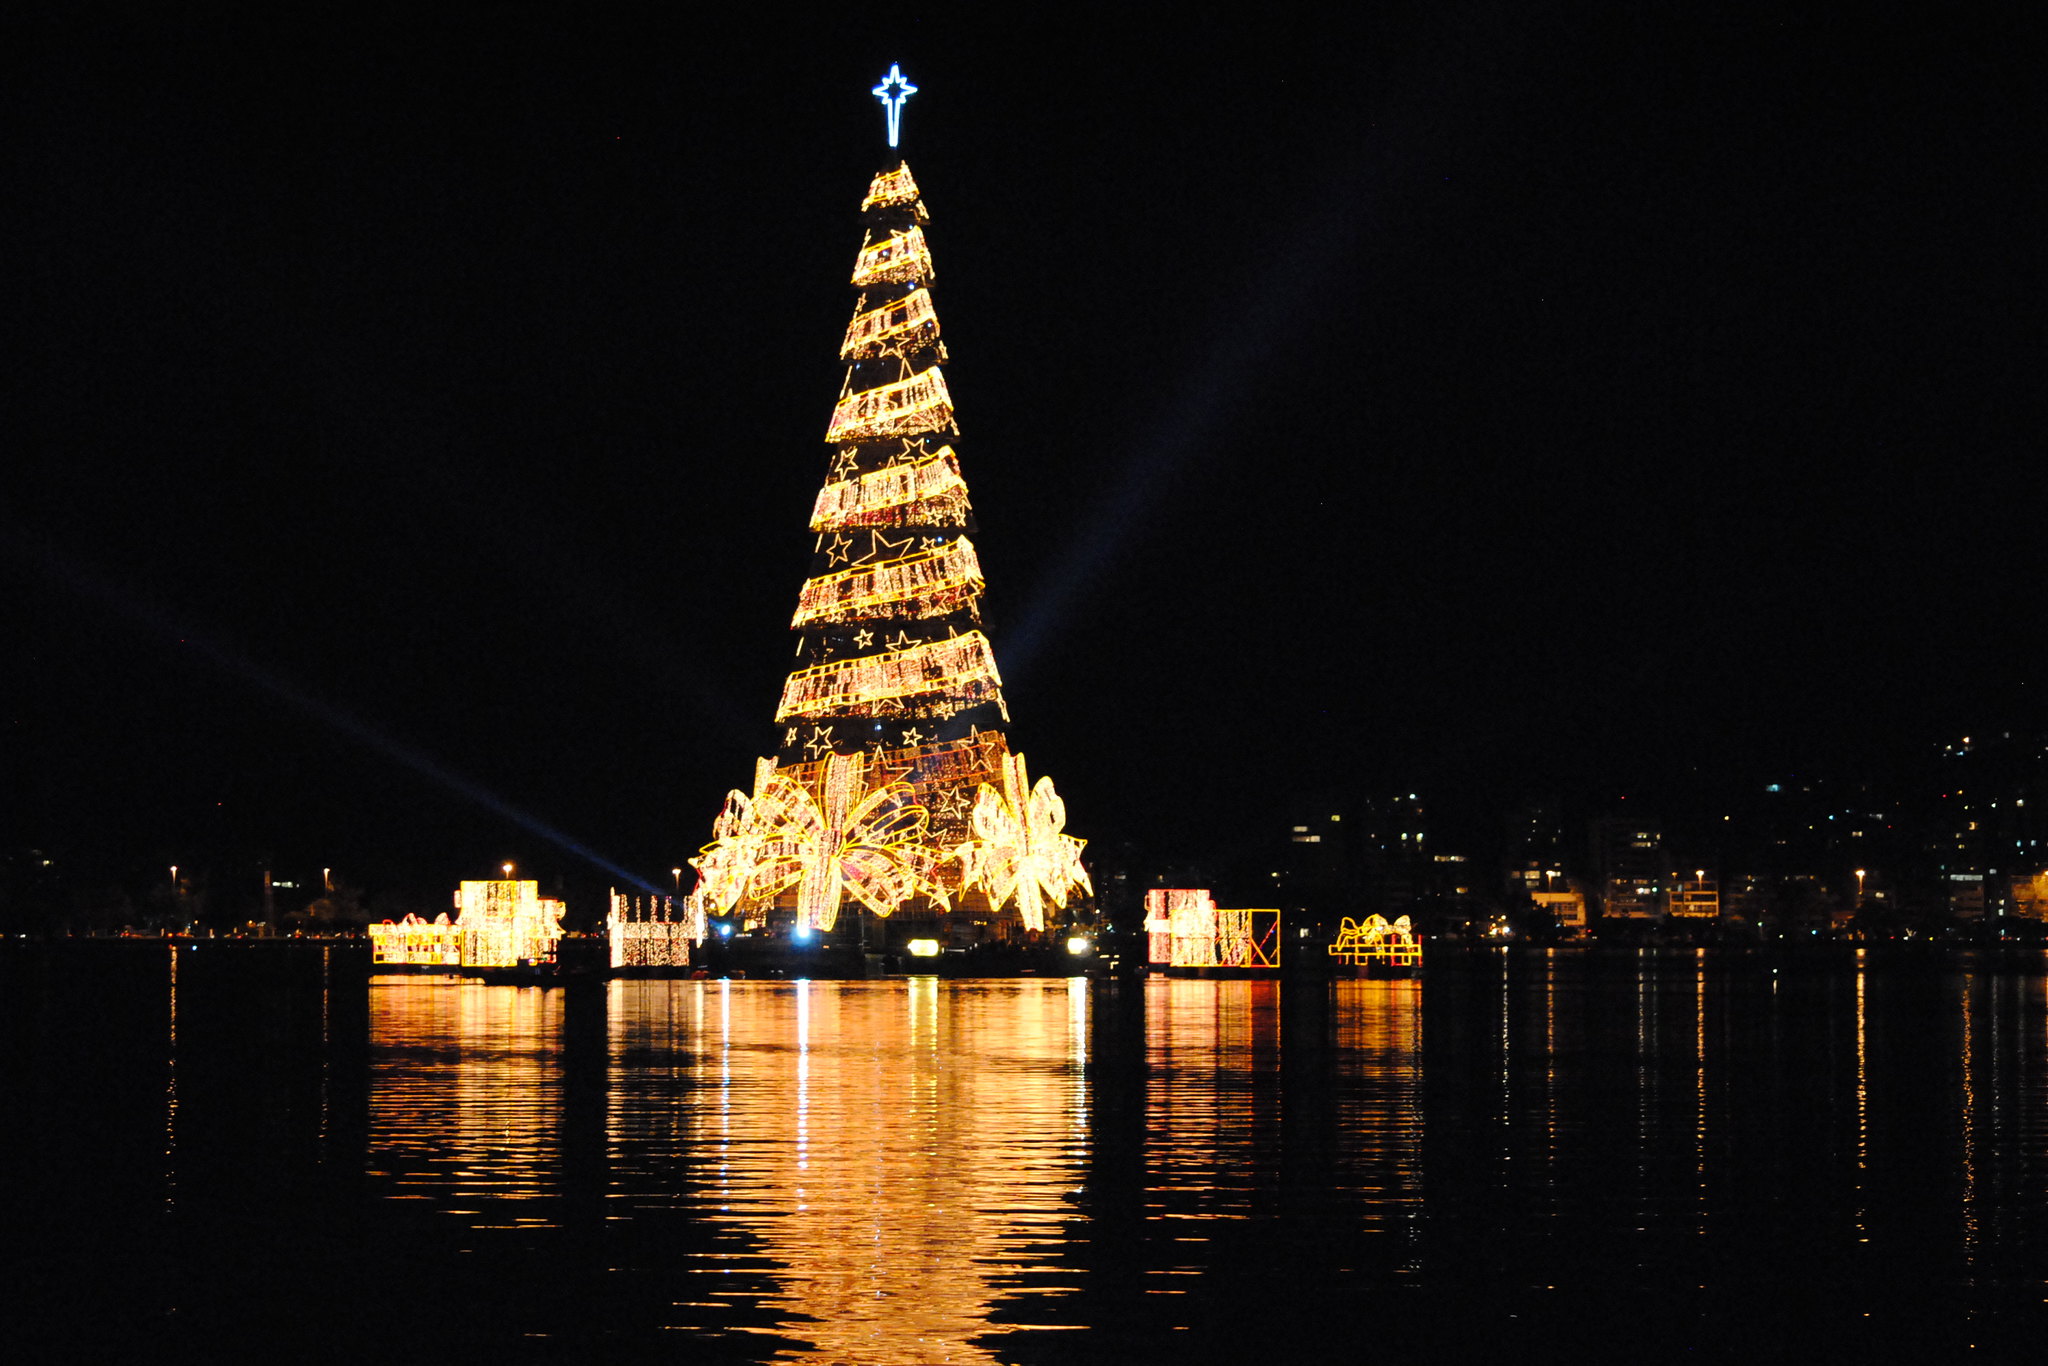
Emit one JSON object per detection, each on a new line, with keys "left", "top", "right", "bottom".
{"left": 825, "top": 366, "right": 954, "bottom": 443}
{"left": 851, "top": 226, "right": 934, "bottom": 287}
{"left": 776, "top": 631, "right": 1004, "bottom": 722}
{"left": 810, "top": 445, "right": 967, "bottom": 531}
{"left": 792, "top": 537, "right": 983, "bottom": 626}
{"left": 861, "top": 163, "right": 922, "bottom": 211}
{"left": 841, "top": 288, "right": 939, "bottom": 360}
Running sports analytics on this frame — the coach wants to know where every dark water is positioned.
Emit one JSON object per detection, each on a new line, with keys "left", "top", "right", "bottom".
{"left": 6, "top": 943, "right": 2047, "bottom": 1363}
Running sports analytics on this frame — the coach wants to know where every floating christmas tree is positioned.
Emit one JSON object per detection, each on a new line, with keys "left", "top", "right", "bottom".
{"left": 689, "top": 71, "right": 1089, "bottom": 940}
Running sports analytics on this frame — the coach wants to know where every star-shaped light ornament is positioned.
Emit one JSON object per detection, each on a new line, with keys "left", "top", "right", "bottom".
{"left": 804, "top": 725, "right": 837, "bottom": 759}
{"left": 825, "top": 532, "right": 856, "bottom": 567}
{"left": 853, "top": 628, "right": 875, "bottom": 649}
{"left": 872, "top": 64, "right": 918, "bottom": 149}
{"left": 963, "top": 753, "right": 1091, "bottom": 932}
{"left": 870, "top": 530, "right": 914, "bottom": 561}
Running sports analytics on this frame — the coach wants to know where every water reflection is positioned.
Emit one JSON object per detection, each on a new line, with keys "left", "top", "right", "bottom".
{"left": 367, "top": 979, "right": 567, "bottom": 1223}
{"left": 340, "top": 958, "right": 2048, "bottom": 1360}
{"left": 608, "top": 978, "right": 1091, "bottom": 1362}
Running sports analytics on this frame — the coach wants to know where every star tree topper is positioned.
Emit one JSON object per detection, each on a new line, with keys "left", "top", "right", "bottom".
{"left": 872, "top": 64, "right": 917, "bottom": 148}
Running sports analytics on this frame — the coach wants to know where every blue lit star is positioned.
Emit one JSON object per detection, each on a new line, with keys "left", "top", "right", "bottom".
{"left": 872, "top": 64, "right": 917, "bottom": 148}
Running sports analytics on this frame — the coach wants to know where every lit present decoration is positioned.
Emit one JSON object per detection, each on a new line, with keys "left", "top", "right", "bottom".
{"left": 368, "top": 912, "right": 460, "bottom": 966}
{"left": 1328, "top": 914, "right": 1419, "bottom": 968}
{"left": 1142, "top": 889, "right": 1279, "bottom": 968}
{"left": 608, "top": 889, "right": 703, "bottom": 968}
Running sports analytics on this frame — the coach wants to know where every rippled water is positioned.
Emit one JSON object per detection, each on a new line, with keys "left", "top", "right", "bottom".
{"left": 6, "top": 943, "right": 2047, "bottom": 1361}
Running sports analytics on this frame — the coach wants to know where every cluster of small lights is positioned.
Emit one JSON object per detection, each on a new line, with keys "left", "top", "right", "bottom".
{"left": 850, "top": 226, "right": 935, "bottom": 288}
{"left": 607, "top": 890, "right": 702, "bottom": 969}
{"left": 1141, "top": 889, "right": 1278, "bottom": 968}
{"left": 1143, "top": 888, "right": 1211, "bottom": 964}
{"left": 371, "top": 882, "right": 561, "bottom": 969}
{"left": 826, "top": 365, "right": 955, "bottom": 443}
{"left": 455, "top": 880, "right": 565, "bottom": 968}
{"left": 791, "top": 537, "right": 983, "bottom": 627}
{"left": 810, "top": 443, "right": 970, "bottom": 531}
{"left": 690, "top": 130, "right": 1088, "bottom": 936}
{"left": 963, "top": 753, "right": 1091, "bottom": 932}
{"left": 775, "top": 630, "right": 1005, "bottom": 722}
{"left": 368, "top": 912, "right": 460, "bottom": 966}
{"left": 860, "top": 162, "right": 924, "bottom": 212}
{"left": 842, "top": 287, "right": 941, "bottom": 360}
{"left": 692, "top": 751, "right": 943, "bottom": 932}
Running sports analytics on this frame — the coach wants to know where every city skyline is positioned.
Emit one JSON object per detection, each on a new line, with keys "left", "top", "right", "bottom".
{"left": 10, "top": 13, "right": 2032, "bottom": 902}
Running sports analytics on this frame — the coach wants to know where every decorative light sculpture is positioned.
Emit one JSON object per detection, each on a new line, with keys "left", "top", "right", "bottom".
{"left": 368, "top": 912, "right": 460, "bottom": 967}
{"left": 694, "top": 751, "right": 943, "bottom": 933}
{"left": 1328, "top": 914, "right": 1421, "bottom": 970}
{"left": 871, "top": 64, "right": 918, "bottom": 149}
{"left": 608, "top": 890, "right": 703, "bottom": 969}
{"left": 685, "top": 99, "right": 1089, "bottom": 938}
{"left": 369, "top": 882, "right": 562, "bottom": 972}
{"left": 455, "top": 879, "right": 564, "bottom": 967}
{"left": 964, "top": 753, "right": 1090, "bottom": 932}
{"left": 1143, "top": 888, "right": 1280, "bottom": 969}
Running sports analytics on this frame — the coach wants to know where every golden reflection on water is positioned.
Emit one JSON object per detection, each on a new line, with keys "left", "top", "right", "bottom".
{"left": 610, "top": 978, "right": 1091, "bottom": 1363}
{"left": 363, "top": 976, "right": 1429, "bottom": 1359}
{"left": 367, "top": 979, "right": 566, "bottom": 1222}
{"left": 1328, "top": 978, "right": 1425, "bottom": 1238}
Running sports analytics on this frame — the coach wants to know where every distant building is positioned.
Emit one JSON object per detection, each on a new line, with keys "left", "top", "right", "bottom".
{"left": 1265, "top": 810, "right": 1350, "bottom": 934}
{"left": 1590, "top": 816, "right": 1668, "bottom": 920}
{"left": 1531, "top": 884, "right": 1588, "bottom": 935}
{"left": 1932, "top": 731, "right": 2048, "bottom": 922}
{"left": 1360, "top": 793, "right": 1429, "bottom": 919}
{"left": 1668, "top": 871, "right": 1720, "bottom": 920}
{"left": 1505, "top": 798, "right": 1569, "bottom": 894}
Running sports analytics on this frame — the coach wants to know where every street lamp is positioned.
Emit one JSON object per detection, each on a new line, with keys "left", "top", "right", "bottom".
{"left": 1855, "top": 868, "right": 1867, "bottom": 906}
{"left": 502, "top": 862, "right": 515, "bottom": 879}
{"left": 672, "top": 867, "right": 683, "bottom": 894}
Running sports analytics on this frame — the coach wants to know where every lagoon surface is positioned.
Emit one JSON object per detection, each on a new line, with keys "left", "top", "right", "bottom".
{"left": 7, "top": 943, "right": 2047, "bottom": 1362}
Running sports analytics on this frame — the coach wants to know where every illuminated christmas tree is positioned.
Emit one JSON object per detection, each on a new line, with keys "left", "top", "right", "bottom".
{"left": 690, "top": 70, "right": 1089, "bottom": 941}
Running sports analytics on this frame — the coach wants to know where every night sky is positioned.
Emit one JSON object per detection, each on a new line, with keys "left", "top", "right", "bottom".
{"left": 10, "top": 10, "right": 2034, "bottom": 900}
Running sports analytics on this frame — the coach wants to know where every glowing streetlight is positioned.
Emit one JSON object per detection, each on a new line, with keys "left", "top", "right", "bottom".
{"left": 672, "top": 867, "right": 683, "bottom": 893}
{"left": 502, "top": 862, "right": 515, "bottom": 879}
{"left": 1855, "top": 868, "right": 1867, "bottom": 906}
